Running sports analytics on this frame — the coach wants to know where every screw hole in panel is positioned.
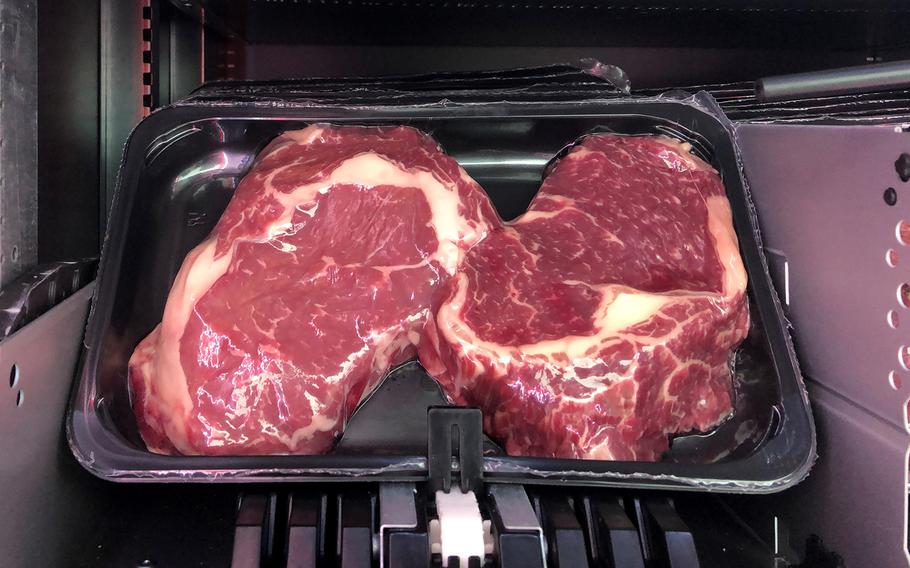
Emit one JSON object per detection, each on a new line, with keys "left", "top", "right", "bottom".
{"left": 890, "top": 371, "right": 903, "bottom": 390}
{"left": 16, "top": 390, "right": 23, "bottom": 407}
{"left": 901, "top": 346, "right": 910, "bottom": 371}
{"left": 9, "top": 364, "right": 18, "bottom": 388}
{"left": 898, "top": 283, "right": 910, "bottom": 308}
{"left": 897, "top": 220, "right": 910, "bottom": 246}
{"left": 885, "top": 187, "right": 898, "bottom": 205}
{"left": 887, "top": 249, "right": 899, "bottom": 267}
{"left": 889, "top": 310, "right": 900, "bottom": 329}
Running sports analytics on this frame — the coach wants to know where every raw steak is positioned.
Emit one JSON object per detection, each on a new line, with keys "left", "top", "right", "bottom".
{"left": 129, "top": 124, "right": 500, "bottom": 455}
{"left": 419, "top": 134, "right": 749, "bottom": 461}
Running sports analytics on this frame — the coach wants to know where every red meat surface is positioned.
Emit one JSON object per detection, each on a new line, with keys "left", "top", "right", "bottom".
{"left": 418, "top": 134, "right": 749, "bottom": 461}
{"left": 129, "top": 124, "right": 500, "bottom": 455}
{"left": 130, "top": 125, "right": 748, "bottom": 462}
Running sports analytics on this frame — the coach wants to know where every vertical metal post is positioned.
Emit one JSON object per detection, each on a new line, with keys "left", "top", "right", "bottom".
{"left": 99, "top": 0, "right": 144, "bottom": 233}
{"left": 0, "top": 0, "right": 37, "bottom": 286}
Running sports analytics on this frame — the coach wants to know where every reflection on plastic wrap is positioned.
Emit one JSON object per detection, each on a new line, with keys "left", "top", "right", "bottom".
{"left": 578, "top": 57, "right": 631, "bottom": 95}
{"left": 180, "top": 63, "right": 628, "bottom": 108}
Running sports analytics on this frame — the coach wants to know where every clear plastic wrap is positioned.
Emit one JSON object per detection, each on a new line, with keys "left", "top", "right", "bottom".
{"left": 68, "top": 64, "right": 814, "bottom": 491}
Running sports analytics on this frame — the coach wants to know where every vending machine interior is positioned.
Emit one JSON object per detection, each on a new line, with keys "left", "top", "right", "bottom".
{"left": 2, "top": 1, "right": 910, "bottom": 566}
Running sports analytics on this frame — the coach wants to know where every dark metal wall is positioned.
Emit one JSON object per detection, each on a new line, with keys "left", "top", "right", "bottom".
{"left": 31, "top": 0, "right": 910, "bottom": 266}
{"left": 37, "top": 0, "right": 99, "bottom": 263}
{"left": 201, "top": 0, "right": 910, "bottom": 87}
{"left": 244, "top": 45, "right": 873, "bottom": 88}
{"left": 100, "top": 0, "right": 144, "bottom": 237}
{"left": 196, "top": 0, "right": 910, "bottom": 51}
{"left": 37, "top": 0, "right": 146, "bottom": 264}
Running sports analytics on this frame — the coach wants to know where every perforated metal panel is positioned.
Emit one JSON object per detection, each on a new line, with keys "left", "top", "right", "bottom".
{"left": 736, "top": 123, "right": 910, "bottom": 566}
{"left": 737, "top": 123, "right": 909, "bottom": 430}
{"left": 0, "top": 284, "right": 95, "bottom": 568}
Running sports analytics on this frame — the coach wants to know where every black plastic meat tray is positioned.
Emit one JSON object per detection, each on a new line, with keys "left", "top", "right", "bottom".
{"left": 68, "top": 97, "right": 815, "bottom": 492}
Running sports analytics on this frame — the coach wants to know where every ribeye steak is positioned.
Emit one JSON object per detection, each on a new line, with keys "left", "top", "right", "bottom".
{"left": 129, "top": 124, "right": 500, "bottom": 455}
{"left": 418, "top": 134, "right": 749, "bottom": 461}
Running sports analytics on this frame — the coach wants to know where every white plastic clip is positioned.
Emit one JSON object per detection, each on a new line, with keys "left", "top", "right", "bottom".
{"left": 430, "top": 490, "right": 493, "bottom": 567}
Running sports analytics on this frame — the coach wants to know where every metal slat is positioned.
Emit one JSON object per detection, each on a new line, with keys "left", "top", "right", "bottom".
{"left": 339, "top": 492, "right": 374, "bottom": 568}
{"left": 582, "top": 496, "right": 645, "bottom": 568}
{"left": 537, "top": 495, "right": 590, "bottom": 568}
{"left": 286, "top": 494, "right": 326, "bottom": 568}
{"left": 488, "top": 485, "right": 545, "bottom": 568}
{"left": 232, "top": 494, "right": 272, "bottom": 568}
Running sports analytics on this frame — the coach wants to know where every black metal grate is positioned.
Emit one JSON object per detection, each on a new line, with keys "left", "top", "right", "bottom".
{"left": 225, "top": 485, "right": 774, "bottom": 568}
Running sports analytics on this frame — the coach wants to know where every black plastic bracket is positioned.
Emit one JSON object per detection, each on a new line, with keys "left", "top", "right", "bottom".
{"left": 427, "top": 407, "right": 483, "bottom": 494}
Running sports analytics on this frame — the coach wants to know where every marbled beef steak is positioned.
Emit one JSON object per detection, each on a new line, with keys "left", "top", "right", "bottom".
{"left": 129, "top": 124, "right": 500, "bottom": 455}
{"left": 130, "top": 126, "right": 747, "bottom": 461}
{"left": 419, "top": 134, "right": 749, "bottom": 461}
